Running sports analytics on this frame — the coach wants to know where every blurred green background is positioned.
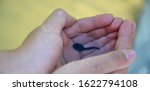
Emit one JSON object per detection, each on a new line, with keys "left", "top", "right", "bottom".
{"left": 0, "top": 0, "right": 144, "bottom": 50}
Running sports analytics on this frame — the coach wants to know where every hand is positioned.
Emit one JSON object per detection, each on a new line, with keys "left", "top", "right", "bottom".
{"left": 0, "top": 9, "right": 75, "bottom": 73}
{"left": 55, "top": 14, "right": 136, "bottom": 73}
{"left": 62, "top": 14, "right": 122, "bottom": 64}
{"left": 60, "top": 13, "right": 136, "bottom": 73}
{"left": 0, "top": 9, "right": 136, "bottom": 74}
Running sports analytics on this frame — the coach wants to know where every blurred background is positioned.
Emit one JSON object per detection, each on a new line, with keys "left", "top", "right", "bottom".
{"left": 0, "top": 0, "right": 149, "bottom": 73}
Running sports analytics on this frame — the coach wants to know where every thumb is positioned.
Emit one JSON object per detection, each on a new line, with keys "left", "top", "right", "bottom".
{"left": 54, "top": 50, "right": 136, "bottom": 74}
{"left": 41, "top": 8, "right": 76, "bottom": 34}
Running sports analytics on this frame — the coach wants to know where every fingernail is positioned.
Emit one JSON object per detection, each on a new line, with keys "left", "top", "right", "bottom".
{"left": 122, "top": 50, "right": 136, "bottom": 61}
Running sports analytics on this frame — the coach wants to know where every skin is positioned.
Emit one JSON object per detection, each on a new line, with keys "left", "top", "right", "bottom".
{"left": 62, "top": 15, "right": 121, "bottom": 64}
{"left": 0, "top": 9, "right": 136, "bottom": 74}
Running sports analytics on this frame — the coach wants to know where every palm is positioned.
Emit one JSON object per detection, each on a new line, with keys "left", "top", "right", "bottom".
{"left": 61, "top": 16, "right": 122, "bottom": 64}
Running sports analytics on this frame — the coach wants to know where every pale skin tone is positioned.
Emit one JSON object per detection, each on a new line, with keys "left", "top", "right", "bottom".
{"left": 0, "top": 9, "right": 136, "bottom": 74}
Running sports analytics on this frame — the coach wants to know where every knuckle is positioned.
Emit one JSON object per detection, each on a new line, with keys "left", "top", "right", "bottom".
{"left": 111, "top": 52, "right": 120, "bottom": 60}
{"left": 54, "top": 8, "right": 66, "bottom": 15}
{"left": 110, "top": 51, "right": 127, "bottom": 66}
{"left": 110, "top": 51, "right": 127, "bottom": 61}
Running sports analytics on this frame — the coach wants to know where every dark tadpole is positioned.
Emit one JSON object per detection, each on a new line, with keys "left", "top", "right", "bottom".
{"left": 73, "top": 43, "right": 100, "bottom": 52}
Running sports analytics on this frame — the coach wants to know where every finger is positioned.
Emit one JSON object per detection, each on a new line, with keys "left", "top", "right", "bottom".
{"left": 53, "top": 50, "right": 136, "bottom": 74}
{"left": 82, "top": 40, "right": 116, "bottom": 58}
{"left": 80, "top": 32, "right": 117, "bottom": 56}
{"left": 72, "top": 30, "right": 117, "bottom": 45}
{"left": 106, "top": 17, "right": 123, "bottom": 32}
{"left": 115, "top": 20, "right": 136, "bottom": 50}
{"left": 40, "top": 8, "right": 76, "bottom": 34}
{"left": 72, "top": 33, "right": 95, "bottom": 45}
{"left": 113, "top": 20, "right": 136, "bottom": 74}
{"left": 65, "top": 14, "right": 114, "bottom": 37}
{"left": 87, "top": 28, "right": 107, "bottom": 39}
{"left": 87, "top": 17, "right": 122, "bottom": 39}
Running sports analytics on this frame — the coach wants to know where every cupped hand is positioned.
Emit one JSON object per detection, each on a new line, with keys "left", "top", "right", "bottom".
{"left": 62, "top": 14, "right": 122, "bottom": 64}
{"left": 56, "top": 9, "right": 136, "bottom": 74}
{"left": 60, "top": 13, "right": 136, "bottom": 73}
{"left": 0, "top": 9, "right": 136, "bottom": 74}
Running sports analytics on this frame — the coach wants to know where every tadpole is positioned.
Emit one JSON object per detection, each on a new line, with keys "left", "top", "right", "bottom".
{"left": 73, "top": 43, "right": 100, "bottom": 52}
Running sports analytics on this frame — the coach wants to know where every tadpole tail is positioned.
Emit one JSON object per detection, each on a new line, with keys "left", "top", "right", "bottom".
{"left": 85, "top": 47, "right": 100, "bottom": 50}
